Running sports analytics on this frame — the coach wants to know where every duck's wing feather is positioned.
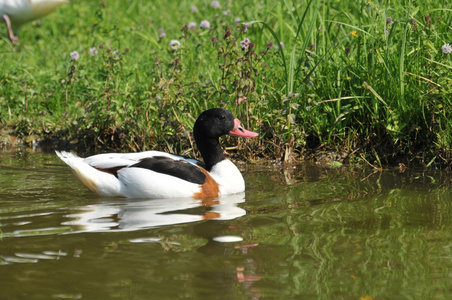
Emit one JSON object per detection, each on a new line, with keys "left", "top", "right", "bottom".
{"left": 84, "top": 151, "right": 204, "bottom": 169}
{"left": 84, "top": 151, "right": 206, "bottom": 184}
{"left": 130, "top": 157, "right": 206, "bottom": 184}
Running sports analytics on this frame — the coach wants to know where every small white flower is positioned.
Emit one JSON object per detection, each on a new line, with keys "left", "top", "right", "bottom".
{"left": 211, "top": 1, "right": 220, "bottom": 9}
{"left": 88, "top": 47, "right": 98, "bottom": 56}
{"left": 170, "top": 39, "right": 181, "bottom": 50}
{"left": 158, "top": 28, "right": 166, "bottom": 38}
{"left": 242, "top": 22, "right": 250, "bottom": 32}
{"left": 441, "top": 43, "right": 452, "bottom": 54}
{"left": 234, "top": 17, "right": 242, "bottom": 24}
{"left": 224, "top": 10, "right": 231, "bottom": 16}
{"left": 275, "top": 42, "right": 284, "bottom": 50}
{"left": 190, "top": 5, "right": 198, "bottom": 13}
{"left": 200, "top": 20, "right": 210, "bottom": 29}
{"left": 188, "top": 22, "right": 197, "bottom": 30}
{"left": 70, "top": 51, "right": 80, "bottom": 60}
{"left": 240, "top": 38, "right": 251, "bottom": 50}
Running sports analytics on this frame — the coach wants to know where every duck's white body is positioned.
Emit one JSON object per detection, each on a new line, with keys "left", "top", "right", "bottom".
{"left": 56, "top": 150, "right": 245, "bottom": 199}
{"left": 1, "top": 0, "right": 68, "bottom": 42}
{"left": 56, "top": 108, "right": 258, "bottom": 199}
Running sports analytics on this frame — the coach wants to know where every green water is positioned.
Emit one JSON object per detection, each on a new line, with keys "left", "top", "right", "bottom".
{"left": 1, "top": 150, "right": 452, "bottom": 299}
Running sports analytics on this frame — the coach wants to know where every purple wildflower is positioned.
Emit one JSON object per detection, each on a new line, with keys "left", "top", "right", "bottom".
{"left": 158, "top": 28, "right": 166, "bottom": 38}
{"left": 224, "top": 30, "right": 232, "bottom": 39}
{"left": 442, "top": 44, "right": 452, "bottom": 54}
{"left": 70, "top": 51, "right": 80, "bottom": 60}
{"left": 200, "top": 20, "right": 210, "bottom": 29}
{"left": 170, "top": 40, "right": 181, "bottom": 50}
{"left": 240, "top": 38, "right": 251, "bottom": 50}
{"left": 242, "top": 22, "right": 250, "bottom": 32}
{"left": 425, "top": 15, "right": 432, "bottom": 27}
{"left": 188, "top": 22, "right": 197, "bottom": 30}
{"left": 275, "top": 42, "right": 284, "bottom": 50}
{"left": 211, "top": 1, "right": 220, "bottom": 9}
{"left": 89, "top": 47, "right": 98, "bottom": 56}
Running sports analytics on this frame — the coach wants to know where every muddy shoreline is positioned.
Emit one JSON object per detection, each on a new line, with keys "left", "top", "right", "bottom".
{"left": 1, "top": 129, "right": 450, "bottom": 170}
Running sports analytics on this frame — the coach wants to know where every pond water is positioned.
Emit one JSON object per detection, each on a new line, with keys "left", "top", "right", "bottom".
{"left": 1, "top": 150, "right": 452, "bottom": 299}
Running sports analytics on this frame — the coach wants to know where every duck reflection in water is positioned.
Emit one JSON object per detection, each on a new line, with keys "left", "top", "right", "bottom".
{"left": 63, "top": 193, "right": 246, "bottom": 232}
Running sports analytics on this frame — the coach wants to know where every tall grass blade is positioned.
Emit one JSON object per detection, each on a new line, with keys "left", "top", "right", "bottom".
{"left": 294, "top": 0, "right": 314, "bottom": 40}
{"left": 399, "top": 23, "right": 408, "bottom": 109}
{"left": 294, "top": 0, "right": 320, "bottom": 79}
{"left": 288, "top": 47, "right": 296, "bottom": 94}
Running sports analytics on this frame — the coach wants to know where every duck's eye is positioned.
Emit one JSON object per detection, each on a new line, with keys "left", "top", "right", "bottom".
{"left": 219, "top": 115, "right": 226, "bottom": 120}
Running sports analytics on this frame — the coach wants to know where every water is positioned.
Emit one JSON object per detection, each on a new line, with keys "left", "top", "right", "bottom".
{"left": 1, "top": 150, "right": 452, "bottom": 299}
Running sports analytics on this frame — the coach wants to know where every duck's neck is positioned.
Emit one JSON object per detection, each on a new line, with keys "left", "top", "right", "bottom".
{"left": 196, "top": 136, "right": 225, "bottom": 171}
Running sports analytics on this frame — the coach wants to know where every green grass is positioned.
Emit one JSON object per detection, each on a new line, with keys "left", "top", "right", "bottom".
{"left": 0, "top": 0, "right": 451, "bottom": 166}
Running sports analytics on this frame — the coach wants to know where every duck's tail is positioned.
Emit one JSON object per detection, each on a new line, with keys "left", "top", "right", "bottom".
{"left": 55, "top": 151, "right": 120, "bottom": 196}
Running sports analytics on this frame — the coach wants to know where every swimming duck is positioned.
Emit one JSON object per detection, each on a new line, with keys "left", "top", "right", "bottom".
{"left": 1, "top": 0, "right": 68, "bottom": 42}
{"left": 56, "top": 108, "right": 259, "bottom": 199}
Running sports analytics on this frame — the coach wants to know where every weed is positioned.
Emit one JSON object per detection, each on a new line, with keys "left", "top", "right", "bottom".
{"left": 0, "top": 0, "right": 451, "bottom": 166}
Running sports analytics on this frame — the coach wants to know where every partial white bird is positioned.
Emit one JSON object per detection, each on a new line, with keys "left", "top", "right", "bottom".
{"left": 1, "top": 0, "right": 68, "bottom": 42}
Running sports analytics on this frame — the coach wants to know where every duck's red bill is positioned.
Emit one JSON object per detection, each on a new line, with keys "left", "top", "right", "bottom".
{"left": 229, "top": 118, "right": 259, "bottom": 138}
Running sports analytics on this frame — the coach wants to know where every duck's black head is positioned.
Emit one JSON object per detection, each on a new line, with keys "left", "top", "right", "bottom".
{"left": 194, "top": 108, "right": 235, "bottom": 140}
{"left": 194, "top": 108, "right": 259, "bottom": 140}
{"left": 193, "top": 108, "right": 258, "bottom": 170}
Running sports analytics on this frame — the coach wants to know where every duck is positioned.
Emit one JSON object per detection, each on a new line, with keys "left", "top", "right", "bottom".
{"left": 1, "top": 0, "right": 68, "bottom": 42}
{"left": 56, "top": 108, "right": 259, "bottom": 199}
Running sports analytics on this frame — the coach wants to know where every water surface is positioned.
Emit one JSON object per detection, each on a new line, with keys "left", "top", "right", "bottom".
{"left": 1, "top": 150, "right": 452, "bottom": 299}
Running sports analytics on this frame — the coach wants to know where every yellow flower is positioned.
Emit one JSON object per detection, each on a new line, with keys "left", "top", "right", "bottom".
{"left": 351, "top": 31, "right": 359, "bottom": 37}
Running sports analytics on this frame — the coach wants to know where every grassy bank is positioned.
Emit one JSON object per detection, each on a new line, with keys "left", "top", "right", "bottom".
{"left": 1, "top": 0, "right": 451, "bottom": 167}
